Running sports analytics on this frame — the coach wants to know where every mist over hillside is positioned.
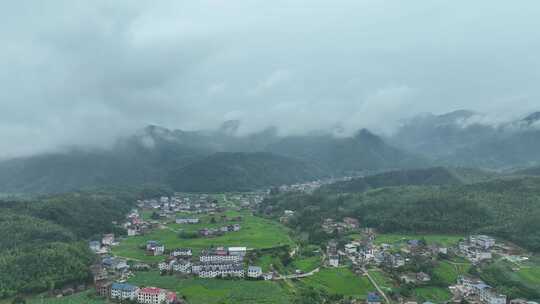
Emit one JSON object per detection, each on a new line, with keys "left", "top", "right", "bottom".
{"left": 0, "top": 124, "right": 424, "bottom": 193}
{"left": 2, "top": 109, "right": 540, "bottom": 193}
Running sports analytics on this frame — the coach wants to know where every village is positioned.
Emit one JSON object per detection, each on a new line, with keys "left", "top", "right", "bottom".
{"left": 319, "top": 213, "right": 538, "bottom": 304}
{"left": 79, "top": 191, "right": 540, "bottom": 304}
{"left": 85, "top": 193, "right": 278, "bottom": 304}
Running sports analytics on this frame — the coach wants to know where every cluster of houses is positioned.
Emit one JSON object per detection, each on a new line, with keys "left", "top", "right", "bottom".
{"left": 327, "top": 231, "right": 540, "bottom": 304}
{"left": 89, "top": 233, "right": 118, "bottom": 255}
{"left": 227, "top": 192, "right": 266, "bottom": 208}
{"left": 322, "top": 217, "right": 361, "bottom": 234}
{"left": 138, "top": 194, "right": 223, "bottom": 216}
{"left": 450, "top": 276, "right": 508, "bottom": 304}
{"left": 97, "top": 282, "right": 181, "bottom": 304}
{"left": 275, "top": 177, "right": 354, "bottom": 194}
{"left": 198, "top": 223, "right": 241, "bottom": 237}
{"left": 458, "top": 235, "right": 495, "bottom": 264}
{"left": 326, "top": 228, "right": 448, "bottom": 272}
{"left": 157, "top": 246, "right": 272, "bottom": 280}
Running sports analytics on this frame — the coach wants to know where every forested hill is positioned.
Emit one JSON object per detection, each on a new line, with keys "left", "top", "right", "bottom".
{"left": 515, "top": 165, "right": 540, "bottom": 176}
{"left": 265, "top": 129, "right": 428, "bottom": 174}
{"left": 167, "top": 152, "right": 325, "bottom": 192}
{"left": 0, "top": 186, "right": 169, "bottom": 298}
{"left": 260, "top": 177, "right": 540, "bottom": 252}
{"left": 321, "top": 167, "right": 462, "bottom": 192}
{"left": 0, "top": 125, "right": 426, "bottom": 194}
{"left": 321, "top": 167, "right": 497, "bottom": 193}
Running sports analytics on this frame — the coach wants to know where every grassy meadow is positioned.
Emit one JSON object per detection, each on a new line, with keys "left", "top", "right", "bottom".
{"left": 128, "top": 271, "right": 291, "bottom": 304}
{"left": 113, "top": 210, "right": 294, "bottom": 262}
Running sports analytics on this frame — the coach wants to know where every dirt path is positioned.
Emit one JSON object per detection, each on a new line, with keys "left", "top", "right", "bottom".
{"left": 274, "top": 267, "right": 320, "bottom": 280}
{"left": 364, "top": 269, "right": 392, "bottom": 304}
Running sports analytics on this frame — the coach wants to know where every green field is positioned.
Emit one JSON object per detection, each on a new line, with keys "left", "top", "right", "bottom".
{"left": 485, "top": 256, "right": 540, "bottom": 293}
{"left": 514, "top": 257, "right": 540, "bottom": 287}
{"left": 0, "top": 291, "right": 107, "bottom": 304}
{"left": 414, "top": 287, "right": 452, "bottom": 302}
{"left": 300, "top": 268, "right": 375, "bottom": 298}
{"left": 369, "top": 270, "right": 395, "bottom": 293}
{"left": 375, "top": 234, "right": 463, "bottom": 247}
{"left": 289, "top": 256, "right": 321, "bottom": 273}
{"left": 113, "top": 211, "right": 294, "bottom": 262}
{"left": 433, "top": 260, "right": 471, "bottom": 285}
{"left": 128, "top": 271, "right": 291, "bottom": 304}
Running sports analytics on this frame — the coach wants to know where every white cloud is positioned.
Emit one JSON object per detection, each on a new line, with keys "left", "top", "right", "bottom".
{"left": 1, "top": 0, "right": 540, "bottom": 157}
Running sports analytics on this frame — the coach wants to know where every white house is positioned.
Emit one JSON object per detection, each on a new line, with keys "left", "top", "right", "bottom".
{"left": 89, "top": 241, "right": 101, "bottom": 252}
{"left": 110, "top": 283, "right": 138, "bottom": 301}
{"left": 102, "top": 234, "right": 115, "bottom": 246}
{"left": 173, "top": 260, "right": 192, "bottom": 273}
{"left": 248, "top": 266, "right": 263, "bottom": 278}
{"left": 176, "top": 218, "right": 200, "bottom": 224}
{"left": 470, "top": 235, "right": 496, "bottom": 250}
{"left": 171, "top": 248, "right": 192, "bottom": 258}
{"left": 138, "top": 287, "right": 167, "bottom": 304}
{"left": 228, "top": 247, "right": 247, "bottom": 256}
{"left": 328, "top": 255, "right": 339, "bottom": 267}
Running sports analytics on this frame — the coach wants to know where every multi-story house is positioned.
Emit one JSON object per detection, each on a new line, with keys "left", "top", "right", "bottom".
{"left": 470, "top": 235, "right": 496, "bottom": 250}
{"left": 146, "top": 240, "right": 165, "bottom": 256}
{"left": 102, "top": 234, "right": 115, "bottom": 246}
{"left": 110, "top": 283, "right": 138, "bottom": 301}
{"left": 138, "top": 287, "right": 167, "bottom": 304}
{"left": 173, "top": 260, "right": 192, "bottom": 273}
{"left": 176, "top": 218, "right": 200, "bottom": 224}
{"left": 247, "top": 266, "right": 263, "bottom": 278}
{"left": 200, "top": 248, "right": 243, "bottom": 263}
{"left": 171, "top": 248, "right": 193, "bottom": 258}
{"left": 228, "top": 247, "right": 247, "bottom": 256}
{"left": 328, "top": 255, "right": 339, "bottom": 267}
{"left": 196, "top": 263, "right": 245, "bottom": 278}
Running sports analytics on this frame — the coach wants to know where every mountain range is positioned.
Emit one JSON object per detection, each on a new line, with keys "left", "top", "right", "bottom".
{"left": 0, "top": 125, "right": 423, "bottom": 193}
{"left": 1, "top": 110, "right": 540, "bottom": 193}
{"left": 390, "top": 110, "right": 540, "bottom": 169}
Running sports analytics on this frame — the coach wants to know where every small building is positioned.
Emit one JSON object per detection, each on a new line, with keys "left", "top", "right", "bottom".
{"left": 176, "top": 218, "right": 200, "bottom": 224}
{"left": 470, "top": 235, "right": 496, "bottom": 250}
{"left": 102, "top": 257, "right": 129, "bottom": 271}
{"left": 366, "top": 292, "right": 381, "bottom": 304}
{"left": 171, "top": 248, "right": 192, "bottom": 258}
{"left": 95, "top": 281, "right": 111, "bottom": 297}
{"left": 328, "top": 255, "right": 339, "bottom": 267}
{"left": 247, "top": 266, "right": 263, "bottom": 278}
{"left": 228, "top": 247, "right": 247, "bottom": 256}
{"left": 89, "top": 241, "right": 101, "bottom": 252}
{"left": 416, "top": 272, "right": 431, "bottom": 282}
{"left": 343, "top": 217, "right": 360, "bottom": 229}
{"left": 146, "top": 240, "right": 165, "bottom": 256}
{"left": 102, "top": 234, "right": 115, "bottom": 246}
{"left": 345, "top": 243, "right": 358, "bottom": 255}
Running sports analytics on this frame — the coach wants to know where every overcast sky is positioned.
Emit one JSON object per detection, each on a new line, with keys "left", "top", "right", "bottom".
{"left": 1, "top": 1, "right": 540, "bottom": 158}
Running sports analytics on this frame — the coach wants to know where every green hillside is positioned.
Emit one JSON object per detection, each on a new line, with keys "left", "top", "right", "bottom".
{"left": 266, "top": 129, "right": 428, "bottom": 175}
{"left": 260, "top": 176, "right": 540, "bottom": 252}
{"left": 168, "top": 152, "right": 325, "bottom": 192}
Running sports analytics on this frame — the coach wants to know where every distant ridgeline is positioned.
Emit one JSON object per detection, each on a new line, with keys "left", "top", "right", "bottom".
{"left": 260, "top": 170, "right": 540, "bottom": 253}
{"left": 0, "top": 125, "right": 428, "bottom": 193}
{"left": 0, "top": 186, "right": 170, "bottom": 298}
